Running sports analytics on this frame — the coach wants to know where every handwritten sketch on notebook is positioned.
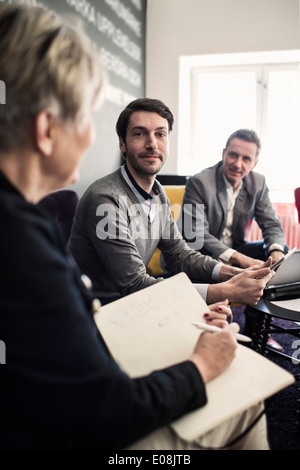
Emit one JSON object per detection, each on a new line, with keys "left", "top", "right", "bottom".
{"left": 94, "top": 273, "right": 294, "bottom": 441}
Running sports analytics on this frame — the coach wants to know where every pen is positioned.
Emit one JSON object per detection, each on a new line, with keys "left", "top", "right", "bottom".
{"left": 192, "top": 321, "right": 252, "bottom": 343}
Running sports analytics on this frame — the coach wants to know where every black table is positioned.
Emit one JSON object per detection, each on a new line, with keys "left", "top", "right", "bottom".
{"left": 245, "top": 296, "right": 300, "bottom": 433}
{"left": 245, "top": 296, "right": 300, "bottom": 363}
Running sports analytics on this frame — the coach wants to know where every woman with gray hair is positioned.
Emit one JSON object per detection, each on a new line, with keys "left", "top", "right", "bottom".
{"left": 0, "top": 3, "right": 269, "bottom": 451}
{"left": 0, "top": 3, "right": 103, "bottom": 193}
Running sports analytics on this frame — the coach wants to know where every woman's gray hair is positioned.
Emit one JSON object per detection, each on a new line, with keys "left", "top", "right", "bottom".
{"left": 0, "top": 3, "right": 104, "bottom": 151}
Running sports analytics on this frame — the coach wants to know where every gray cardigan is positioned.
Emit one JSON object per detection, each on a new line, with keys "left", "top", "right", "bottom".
{"left": 68, "top": 167, "right": 218, "bottom": 302}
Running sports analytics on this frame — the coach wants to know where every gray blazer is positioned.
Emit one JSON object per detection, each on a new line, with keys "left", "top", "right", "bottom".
{"left": 179, "top": 161, "right": 286, "bottom": 259}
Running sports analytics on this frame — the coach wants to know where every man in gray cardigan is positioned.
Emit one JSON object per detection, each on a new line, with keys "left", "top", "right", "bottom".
{"left": 68, "top": 100, "right": 273, "bottom": 308}
{"left": 179, "top": 129, "right": 288, "bottom": 351}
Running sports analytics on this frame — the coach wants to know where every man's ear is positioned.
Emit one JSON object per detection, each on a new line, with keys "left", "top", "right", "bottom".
{"left": 34, "top": 110, "right": 56, "bottom": 157}
{"left": 119, "top": 137, "right": 126, "bottom": 159}
{"left": 252, "top": 158, "right": 259, "bottom": 170}
{"left": 119, "top": 136, "right": 125, "bottom": 153}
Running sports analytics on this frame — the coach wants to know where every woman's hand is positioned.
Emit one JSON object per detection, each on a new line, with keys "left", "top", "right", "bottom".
{"left": 203, "top": 299, "right": 233, "bottom": 328}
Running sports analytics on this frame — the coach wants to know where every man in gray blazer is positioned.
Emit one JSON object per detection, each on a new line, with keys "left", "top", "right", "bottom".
{"left": 179, "top": 129, "right": 288, "bottom": 351}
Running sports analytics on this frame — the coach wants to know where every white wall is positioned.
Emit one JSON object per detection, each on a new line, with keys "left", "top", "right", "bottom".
{"left": 146, "top": 0, "right": 300, "bottom": 174}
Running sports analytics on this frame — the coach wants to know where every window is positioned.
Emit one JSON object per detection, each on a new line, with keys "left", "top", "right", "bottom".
{"left": 178, "top": 51, "right": 300, "bottom": 201}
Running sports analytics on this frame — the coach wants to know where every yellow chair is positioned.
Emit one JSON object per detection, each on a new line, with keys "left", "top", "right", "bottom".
{"left": 146, "top": 185, "right": 186, "bottom": 276}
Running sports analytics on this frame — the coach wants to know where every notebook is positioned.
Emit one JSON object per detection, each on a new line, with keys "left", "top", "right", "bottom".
{"left": 94, "top": 273, "right": 294, "bottom": 441}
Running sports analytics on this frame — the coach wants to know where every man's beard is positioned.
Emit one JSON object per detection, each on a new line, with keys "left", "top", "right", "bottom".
{"left": 127, "top": 153, "right": 165, "bottom": 176}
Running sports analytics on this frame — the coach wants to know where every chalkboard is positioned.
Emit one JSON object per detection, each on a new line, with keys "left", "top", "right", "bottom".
{"left": 2, "top": 0, "right": 147, "bottom": 196}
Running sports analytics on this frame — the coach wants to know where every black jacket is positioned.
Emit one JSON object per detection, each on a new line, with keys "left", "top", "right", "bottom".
{"left": 0, "top": 172, "right": 206, "bottom": 450}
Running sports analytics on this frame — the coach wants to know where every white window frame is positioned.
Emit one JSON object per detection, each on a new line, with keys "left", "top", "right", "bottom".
{"left": 178, "top": 50, "right": 300, "bottom": 201}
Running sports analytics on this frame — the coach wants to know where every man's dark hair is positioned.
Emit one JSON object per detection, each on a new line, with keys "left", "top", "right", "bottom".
{"left": 116, "top": 98, "right": 174, "bottom": 143}
{"left": 225, "top": 129, "right": 261, "bottom": 156}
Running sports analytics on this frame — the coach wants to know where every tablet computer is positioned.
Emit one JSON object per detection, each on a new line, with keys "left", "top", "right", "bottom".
{"left": 265, "top": 247, "right": 299, "bottom": 290}
{"left": 270, "top": 247, "right": 297, "bottom": 271}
